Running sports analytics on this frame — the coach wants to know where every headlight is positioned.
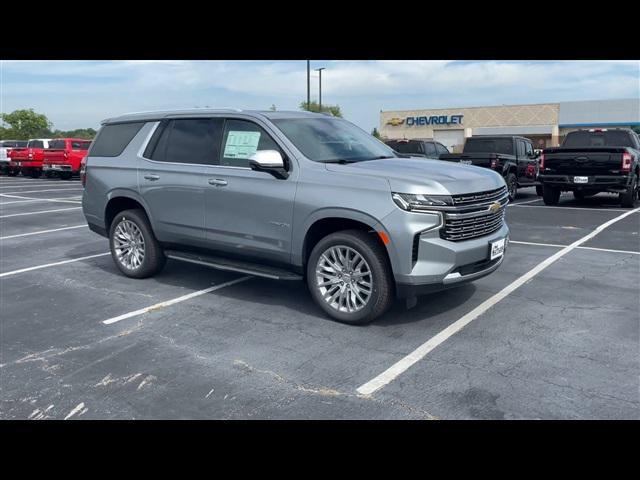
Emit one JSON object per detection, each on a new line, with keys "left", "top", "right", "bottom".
{"left": 392, "top": 192, "right": 453, "bottom": 212}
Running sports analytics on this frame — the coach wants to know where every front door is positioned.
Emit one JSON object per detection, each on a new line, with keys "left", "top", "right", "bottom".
{"left": 204, "top": 118, "right": 297, "bottom": 266}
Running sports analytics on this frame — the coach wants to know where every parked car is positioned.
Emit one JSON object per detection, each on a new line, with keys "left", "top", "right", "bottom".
{"left": 83, "top": 110, "right": 509, "bottom": 324}
{"left": 43, "top": 138, "right": 92, "bottom": 179}
{"left": 0, "top": 140, "right": 28, "bottom": 175}
{"left": 8, "top": 138, "right": 52, "bottom": 177}
{"left": 539, "top": 128, "right": 640, "bottom": 208}
{"left": 439, "top": 135, "right": 541, "bottom": 200}
{"left": 384, "top": 138, "right": 450, "bottom": 159}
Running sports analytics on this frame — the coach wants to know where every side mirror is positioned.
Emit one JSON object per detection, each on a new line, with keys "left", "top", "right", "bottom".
{"left": 249, "top": 150, "right": 289, "bottom": 179}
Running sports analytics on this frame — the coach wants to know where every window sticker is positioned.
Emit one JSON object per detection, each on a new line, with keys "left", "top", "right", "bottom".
{"left": 223, "top": 131, "right": 261, "bottom": 159}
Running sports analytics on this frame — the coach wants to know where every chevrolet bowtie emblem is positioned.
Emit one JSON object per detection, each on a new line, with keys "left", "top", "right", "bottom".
{"left": 489, "top": 202, "right": 502, "bottom": 213}
{"left": 386, "top": 117, "right": 405, "bottom": 126}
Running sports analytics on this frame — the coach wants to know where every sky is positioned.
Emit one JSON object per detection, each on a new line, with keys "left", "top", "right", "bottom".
{"left": 1, "top": 60, "right": 638, "bottom": 133}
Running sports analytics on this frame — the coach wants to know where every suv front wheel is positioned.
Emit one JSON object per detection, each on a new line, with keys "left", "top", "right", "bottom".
{"left": 109, "top": 209, "right": 166, "bottom": 278}
{"left": 307, "top": 230, "right": 394, "bottom": 325}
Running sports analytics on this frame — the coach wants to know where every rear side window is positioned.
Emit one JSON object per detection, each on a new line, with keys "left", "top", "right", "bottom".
{"left": 388, "top": 141, "right": 423, "bottom": 155}
{"left": 563, "top": 130, "right": 635, "bottom": 148}
{"left": 90, "top": 122, "right": 144, "bottom": 157}
{"left": 145, "top": 118, "right": 223, "bottom": 164}
{"left": 220, "top": 119, "right": 283, "bottom": 168}
{"left": 49, "top": 140, "right": 66, "bottom": 149}
{"left": 28, "top": 140, "right": 44, "bottom": 148}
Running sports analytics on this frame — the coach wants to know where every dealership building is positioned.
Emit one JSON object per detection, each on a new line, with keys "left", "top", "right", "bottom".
{"left": 379, "top": 98, "right": 640, "bottom": 152}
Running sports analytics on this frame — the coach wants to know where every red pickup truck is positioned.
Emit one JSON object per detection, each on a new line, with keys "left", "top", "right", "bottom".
{"left": 42, "top": 138, "right": 92, "bottom": 179}
{"left": 7, "top": 139, "right": 53, "bottom": 177}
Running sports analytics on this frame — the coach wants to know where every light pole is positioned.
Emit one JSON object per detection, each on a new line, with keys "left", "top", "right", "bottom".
{"left": 315, "top": 67, "right": 325, "bottom": 112}
{"left": 307, "top": 61, "right": 311, "bottom": 111}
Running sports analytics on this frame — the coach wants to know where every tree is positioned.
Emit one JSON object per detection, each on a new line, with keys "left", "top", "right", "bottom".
{"left": 269, "top": 104, "right": 277, "bottom": 111}
{"left": 632, "top": 126, "right": 640, "bottom": 135}
{"left": 0, "top": 109, "right": 52, "bottom": 140}
{"left": 371, "top": 127, "right": 381, "bottom": 139}
{"left": 299, "top": 100, "right": 343, "bottom": 118}
{"left": 51, "top": 128, "right": 97, "bottom": 139}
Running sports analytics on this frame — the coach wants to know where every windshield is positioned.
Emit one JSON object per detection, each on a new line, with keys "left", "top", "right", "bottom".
{"left": 272, "top": 117, "right": 396, "bottom": 162}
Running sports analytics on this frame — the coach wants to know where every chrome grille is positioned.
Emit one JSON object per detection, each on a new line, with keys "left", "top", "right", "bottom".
{"left": 442, "top": 186, "right": 508, "bottom": 241}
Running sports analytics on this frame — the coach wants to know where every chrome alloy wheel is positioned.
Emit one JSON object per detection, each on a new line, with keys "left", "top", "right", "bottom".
{"left": 113, "top": 219, "right": 145, "bottom": 270}
{"left": 315, "top": 245, "right": 372, "bottom": 313}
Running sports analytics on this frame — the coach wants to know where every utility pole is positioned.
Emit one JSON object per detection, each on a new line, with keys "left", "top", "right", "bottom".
{"left": 315, "top": 67, "right": 325, "bottom": 112}
{"left": 306, "top": 61, "right": 310, "bottom": 111}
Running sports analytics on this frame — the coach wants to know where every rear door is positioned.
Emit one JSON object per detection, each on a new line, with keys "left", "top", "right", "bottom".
{"left": 203, "top": 117, "right": 297, "bottom": 265}
{"left": 139, "top": 118, "right": 222, "bottom": 245}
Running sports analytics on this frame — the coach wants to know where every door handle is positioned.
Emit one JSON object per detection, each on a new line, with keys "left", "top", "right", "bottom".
{"left": 144, "top": 174, "right": 160, "bottom": 181}
{"left": 208, "top": 178, "right": 228, "bottom": 187}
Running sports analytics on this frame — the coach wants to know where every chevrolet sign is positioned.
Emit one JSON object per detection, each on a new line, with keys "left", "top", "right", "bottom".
{"left": 405, "top": 115, "right": 463, "bottom": 126}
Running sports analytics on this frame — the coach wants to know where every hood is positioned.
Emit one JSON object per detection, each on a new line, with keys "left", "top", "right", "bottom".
{"left": 325, "top": 157, "right": 505, "bottom": 195}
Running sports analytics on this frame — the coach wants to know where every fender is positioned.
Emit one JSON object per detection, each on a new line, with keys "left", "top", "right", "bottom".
{"left": 105, "top": 188, "right": 156, "bottom": 229}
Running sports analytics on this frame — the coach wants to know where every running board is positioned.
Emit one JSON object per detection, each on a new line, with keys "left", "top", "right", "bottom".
{"left": 164, "top": 250, "right": 303, "bottom": 281}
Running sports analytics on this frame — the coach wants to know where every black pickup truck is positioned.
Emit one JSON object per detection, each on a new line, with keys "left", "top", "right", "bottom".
{"left": 539, "top": 128, "right": 640, "bottom": 208}
{"left": 439, "top": 135, "right": 540, "bottom": 200}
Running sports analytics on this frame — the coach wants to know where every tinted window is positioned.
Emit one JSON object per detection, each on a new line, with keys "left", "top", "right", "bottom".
{"left": 386, "top": 141, "right": 423, "bottom": 155}
{"left": 146, "top": 119, "right": 222, "bottom": 164}
{"left": 436, "top": 143, "right": 449, "bottom": 155}
{"left": 28, "top": 140, "right": 44, "bottom": 148}
{"left": 49, "top": 140, "right": 66, "bottom": 149}
{"left": 424, "top": 142, "right": 437, "bottom": 157}
{"left": 524, "top": 141, "right": 534, "bottom": 156}
{"left": 464, "top": 137, "right": 514, "bottom": 155}
{"left": 516, "top": 140, "right": 526, "bottom": 157}
{"left": 90, "top": 122, "right": 144, "bottom": 157}
{"left": 220, "top": 119, "right": 283, "bottom": 168}
{"left": 563, "top": 130, "right": 635, "bottom": 148}
{"left": 72, "top": 140, "right": 91, "bottom": 150}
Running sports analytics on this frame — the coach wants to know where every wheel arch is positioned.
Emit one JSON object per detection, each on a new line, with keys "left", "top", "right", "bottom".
{"left": 104, "top": 189, "right": 153, "bottom": 232}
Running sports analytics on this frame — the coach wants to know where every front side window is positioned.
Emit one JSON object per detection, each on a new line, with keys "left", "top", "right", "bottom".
{"left": 423, "top": 142, "right": 437, "bottom": 156}
{"left": 220, "top": 119, "right": 283, "bottom": 168}
{"left": 436, "top": 143, "right": 449, "bottom": 155}
{"left": 273, "top": 117, "right": 395, "bottom": 163}
{"left": 145, "top": 118, "right": 223, "bottom": 165}
{"left": 516, "top": 140, "right": 526, "bottom": 157}
{"left": 524, "top": 141, "right": 534, "bottom": 156}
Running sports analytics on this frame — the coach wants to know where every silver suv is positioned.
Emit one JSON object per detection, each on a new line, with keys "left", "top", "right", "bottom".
{"left": 82, "top": 109, "right": 509, "bottom": 324}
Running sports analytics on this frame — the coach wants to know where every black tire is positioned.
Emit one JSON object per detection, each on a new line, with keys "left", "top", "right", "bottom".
{"left": 59, "top": 172, "right": 72, "bottom": 180}
{"left": 619, "top": 175, "right": 639, "bottom": 208}
{"left": 306, "top": 229, "right": 394, "bottom": 325}
{"left": 573, "top": 190, "right": 585, "bottom": 201}
{"left": 44, "top": 171, "right": 55, "bottom": 179}
{"left": 7, "top": 170, "right": 17, "bottom": 176}
{"left": 542, "top": 185, "right": 560, "bottom": 205}
{"left": 30, "top": 170, "right": 41, "bottom": 179}
{"left": 506, "top": 173, "right": 518, "bottom": 201}
{"left": 535, "top": 185, "right": 543, "bottom": 196}
{"left": 108, "top": 209, "right": 166, "bottom": 279}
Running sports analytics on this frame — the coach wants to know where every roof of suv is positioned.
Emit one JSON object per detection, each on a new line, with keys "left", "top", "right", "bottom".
{"left": 102, "top": 109, "right": 332, "bottom": 125}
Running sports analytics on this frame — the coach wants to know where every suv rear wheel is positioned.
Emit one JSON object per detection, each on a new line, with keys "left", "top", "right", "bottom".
{"left": 109, "top": 209, "right": 166, "bottom": 278}
{"left": 542, "top": 185, "right": 560, "bottom": 205}
{"left": 307, "top": 230, "right": 394, "bottom": 325}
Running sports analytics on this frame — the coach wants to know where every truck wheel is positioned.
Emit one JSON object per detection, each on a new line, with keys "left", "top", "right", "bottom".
{"left": 7, "top": 170, "right": 17, "bottom": 176}
{"left": 109, "top": 209, "right": 166, "bottom": 279}
{"left": 59, "top": 172, "right": 72, "bottom": 180}
{"left": 506, "top": 173, "right": 517, "bottom": 200}
{"left": 536, "top": 185, "right": 543, "bottom": 196}
{"left": 619, "top": 175, "right": 639, "bottom": 208}
{"left": 30, "top": 170, "right": 41, "bottom": 179}
{"left": 307, "top": 230, "right": 394, "bottom": 325}
{"left": 573, "top": 191, "right": 585, "bottom": 201}
{"left": 542, "top": 185, "right": 560, "bottom": 205}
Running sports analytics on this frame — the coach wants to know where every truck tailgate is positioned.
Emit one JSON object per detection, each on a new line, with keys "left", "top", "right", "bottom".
{"left": 544, "top": 147, "right": 625, "bottom": 175}
{"left": 439, "top": 153, "right": 493, "bottom": 168}
{"left": 43, "top": 149, "right": 66, "bottom": 164}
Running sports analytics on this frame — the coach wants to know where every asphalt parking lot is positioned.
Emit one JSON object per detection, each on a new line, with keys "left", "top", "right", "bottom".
{"left": 0, "top": 176, "right": 638, "bottom": 420}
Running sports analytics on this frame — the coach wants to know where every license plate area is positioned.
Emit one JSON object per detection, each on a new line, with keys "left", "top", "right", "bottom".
{"left": 573, "top": 176, "right": 589, "bottom": 184}
{"left": 490, "top": 238, "right": 506, "bottom": 260}
{"left": 460, "top": 159, "right": 472, "bottom": 165}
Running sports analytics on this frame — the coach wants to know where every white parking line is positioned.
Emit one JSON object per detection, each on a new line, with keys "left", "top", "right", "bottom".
{"left": 510, "top": 198, "right": 542, "bottom": 205}
{"left": 102, "top": 276, "right": 251, "bottom": 325}
{"left": 356, "top": 206, "right": 640, "bottom": 396}
{"left": 0, "top": 194, "right": 82, "bottom": 204}
{"left": 0, "top": 207, "right": 82, "bottom": 218}
{"left": 509, "top": 204, "right": 627, "bottom": 212}
{"left": 509, "top": 240, "right": 640, "bottom": 256}
{"left": 0, "top": 188, "right": 83, "bottom": 194}
{"left": 0, "top": 183, "right": 79, "bottom": 189}
{"left": 0, "top": 225, "right": 87, "bottom": 240}
{"left": 0, "top": 252, "right": 110, "bottom": 278}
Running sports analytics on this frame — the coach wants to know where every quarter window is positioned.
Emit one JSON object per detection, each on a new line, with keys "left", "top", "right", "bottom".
{"left": 220, "top": 119, "right": 283, "bottom": 168}
{"left": 90, "top": 122, "right": 144, "bottom": 157}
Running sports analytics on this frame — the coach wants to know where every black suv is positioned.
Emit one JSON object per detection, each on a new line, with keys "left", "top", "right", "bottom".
{"left": 385, "top": 139, "right": 450, "bottom": 159}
